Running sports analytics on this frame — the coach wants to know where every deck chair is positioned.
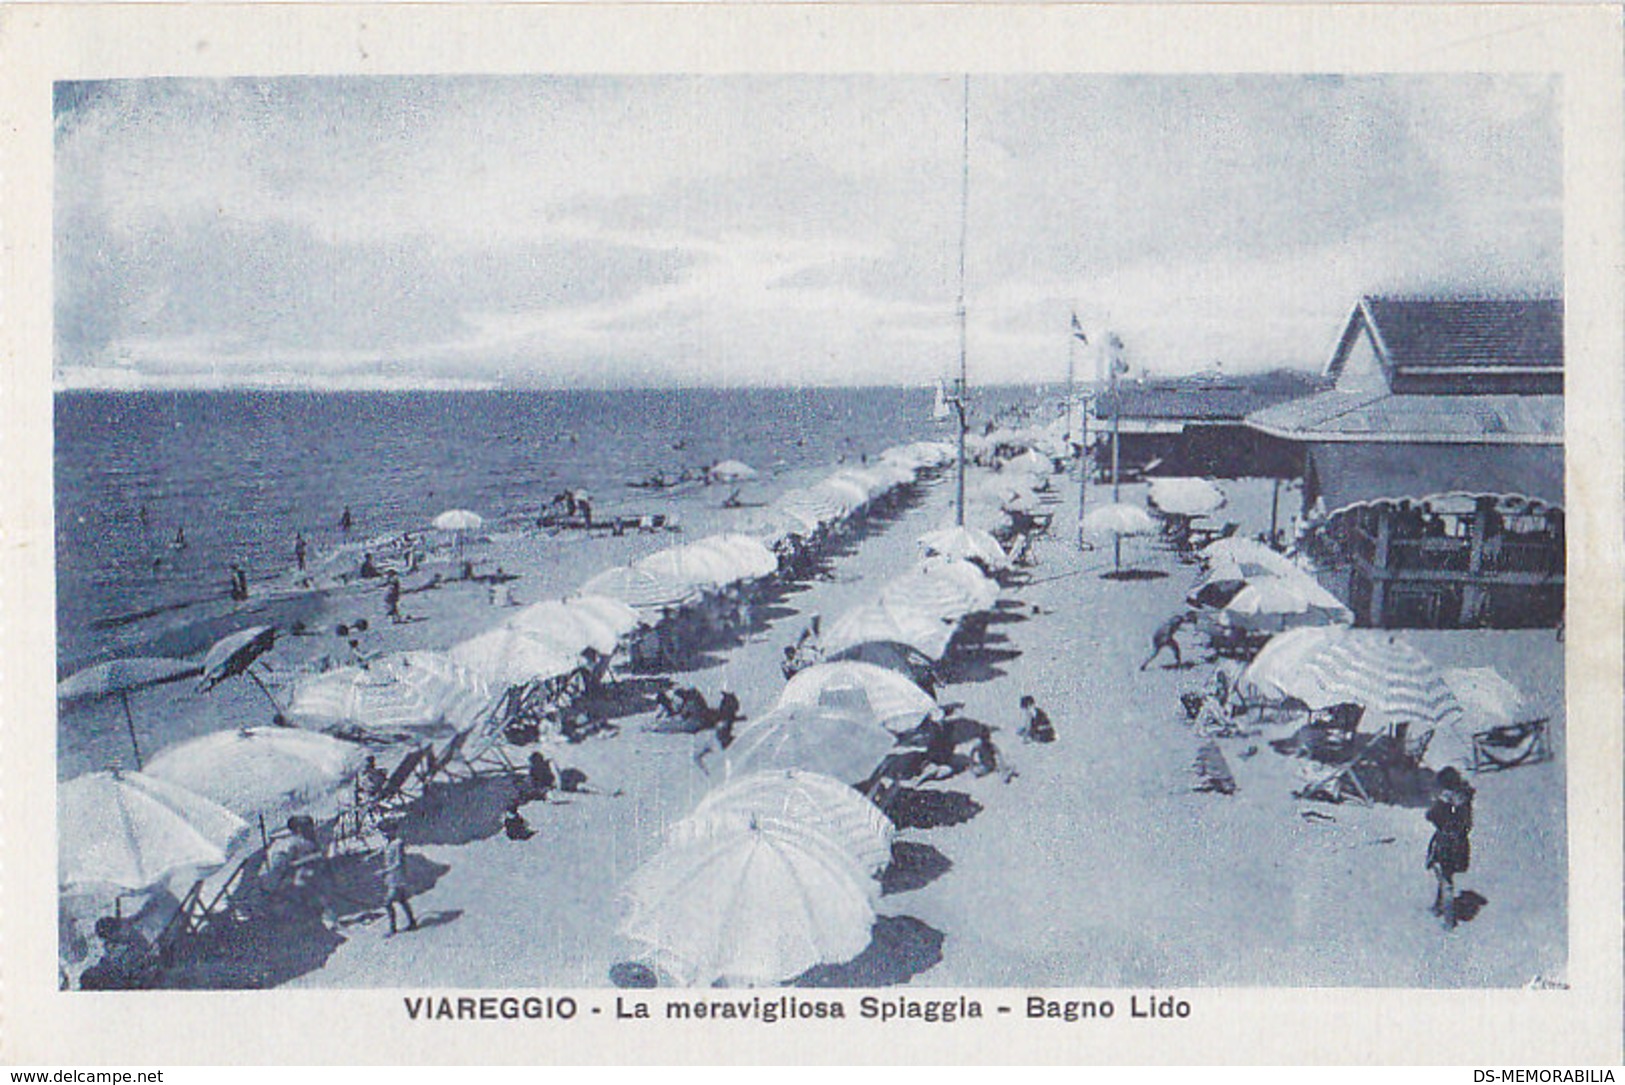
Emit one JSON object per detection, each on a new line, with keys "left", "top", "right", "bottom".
{"left": 1471, "top": 718, "right": 1552, "bottom": 772}
{"left": 1296, "top": 733, "right": 1382, "bottom": 806}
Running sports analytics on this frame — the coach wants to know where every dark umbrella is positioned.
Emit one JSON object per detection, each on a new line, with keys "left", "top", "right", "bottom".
{"left": 57, "top": 657, "right": 202, "bottom": 770}
{"left": 198, "top": 625, "right": 283, "bottom": 717}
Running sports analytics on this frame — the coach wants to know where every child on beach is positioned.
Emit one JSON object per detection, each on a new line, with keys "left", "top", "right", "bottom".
{"left": 377, "top": 820, "right": 418, "bottom": 936}
{"left": 1018, "top": 695, "right": 1055, "bottom": 743}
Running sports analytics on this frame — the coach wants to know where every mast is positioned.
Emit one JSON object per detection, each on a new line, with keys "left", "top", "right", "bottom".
{"left": 953, "top": 74, "right": 971, "bottom": 528}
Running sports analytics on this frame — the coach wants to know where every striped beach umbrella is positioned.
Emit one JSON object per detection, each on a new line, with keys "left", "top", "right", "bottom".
{"left": 1294, "top": 631, "right": 1465, "bottom": 730}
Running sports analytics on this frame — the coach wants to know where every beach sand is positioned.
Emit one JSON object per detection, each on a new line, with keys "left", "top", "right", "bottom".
{"left": 62, "top": 457, "right": 1567, "bottom": 990}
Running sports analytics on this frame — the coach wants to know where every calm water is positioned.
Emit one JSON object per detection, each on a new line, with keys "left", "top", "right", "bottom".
{"left": 55, "top": 386, "right": 1035, "bottom": 673}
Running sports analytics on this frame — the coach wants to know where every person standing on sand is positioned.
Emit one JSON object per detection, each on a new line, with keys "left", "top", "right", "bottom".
{"left": 377, "top": 820, "right": 418, "bottom": 936}
{"left": 383, "top": 573, "right": 404, "bottom": 623}
{"left": 295, "top": 533, "right": 307, "bottom": 571}
{"left": 1139, "top": 612, "right": 1191, "bottom": 670}
{"left": 1425, "top": 767, "right": 1475, "bottom": 929}
{"left": 340, "top": 506, "right": 353, "bottom": 535}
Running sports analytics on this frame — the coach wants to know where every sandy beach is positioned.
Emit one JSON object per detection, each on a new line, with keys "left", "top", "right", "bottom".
{"left": 61, "top": 438, "right": 1566, "bottom": 992}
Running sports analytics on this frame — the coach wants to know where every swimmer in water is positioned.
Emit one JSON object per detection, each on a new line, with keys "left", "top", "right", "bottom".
{"left": 173, "top": 526, "right": 187, "bottom": 550}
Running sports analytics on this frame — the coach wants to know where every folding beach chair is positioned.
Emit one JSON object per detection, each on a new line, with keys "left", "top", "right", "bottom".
{"left": 1471, "top": 718, "right": 1552, "bottom": 772}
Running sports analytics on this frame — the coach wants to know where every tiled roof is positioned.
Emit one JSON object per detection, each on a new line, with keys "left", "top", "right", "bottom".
{"left": 1247, "top": 390, "right": 1563, "bottom": 445}
{"left": 1359, "top": 296, "right": 1563, "bottom": 373}
{"left": 1093, "top": 384, "right": 1298, "bottom": 423}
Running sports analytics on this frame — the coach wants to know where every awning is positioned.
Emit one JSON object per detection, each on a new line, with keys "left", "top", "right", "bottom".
{"left": 1307, "top": 442, "right": 1564, "bottom": 516}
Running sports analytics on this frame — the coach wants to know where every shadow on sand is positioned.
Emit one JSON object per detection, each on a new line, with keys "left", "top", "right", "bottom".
{"left": 935, "top": 643, "right": 1023, "bottom": 685}
{"left": 1102, "top": 568, "right": 1168, "bottom": 582}
{"left": 881, "top": 841, "right": 953, "bottom": 896}
{"left": 793, "top": 915, "right": 945, "bottom": 988}
{"left": 884, "top": 788, "right": 983, "bottom": 830}
{"left": 408, "top": 777, "right": 519, "bottom": 847}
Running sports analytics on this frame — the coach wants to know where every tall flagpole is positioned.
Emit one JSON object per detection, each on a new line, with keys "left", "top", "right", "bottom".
{"left": 953, "top": 74, "right": 971, "bottom": 528}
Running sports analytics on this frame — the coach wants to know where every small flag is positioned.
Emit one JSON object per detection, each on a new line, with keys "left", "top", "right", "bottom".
{"left": 1070, "top": 313, "right": 1089, "bottom": 343}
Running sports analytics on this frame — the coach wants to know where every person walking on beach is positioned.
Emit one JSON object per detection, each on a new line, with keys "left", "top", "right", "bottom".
{"left": 1140, "top": 612, "right": 1191, "bottom": 671}
{"left": 228, "top": 563, "right": 249, "bottom": 602}
{"left": 383, "top": 573, "right": 404, "bottom": 623}
{"left": 294, "top": 533, "right": 307, "bottom": 571}
{"left": 377, "top": 820, "right": 418, "bottom": 936}
{"left": 340, "top": 506, "right": 353, "bottom": 536}
{"left": 1425, "top": 767, "right": 1475, "bottom": 929}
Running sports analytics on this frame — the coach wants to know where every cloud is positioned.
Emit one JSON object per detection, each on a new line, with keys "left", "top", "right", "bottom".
{"left": 54, "top": 74, "right": 1561, "bottom": 389}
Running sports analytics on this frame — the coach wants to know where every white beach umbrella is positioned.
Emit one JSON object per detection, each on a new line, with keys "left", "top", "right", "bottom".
{"left": 564, "top": 593, "right": 644, "bottom": 637}
{"left": 911, "top": 557, "right": 1000, "bottom": 612}
{"left": 1148, "top": 477, "right": 1227, "bottom": 517}
{"left": 507, "top": 600, "right": 624, "bottom": 656}
{"left": 432, "top": 509, "right": 485, "bottom": 532}
{"left": 778, "top": 661, "right": 936, "bottom": 732}
{"left": 674, "top": 769, "right": 896, "bottom": 876}
{"left": 1201, "top": 538, "right": 1300, "bottom": 580}
{"left": 1217, "top": 575, "right": 1353, "bottom": 633}
{"left": 59, "top": 770, "right": 249, "bottom": 892}
{"left": 1083, "top": 503, "right": 1158, "bottom": 539}
{"left": 811, "top": 478, "right": 869, "bottom": 516}
{"left": 917, "top": 525, "right": 1009, "bottom": 570}
{"left": 634, "top": 544, "right": 739, "bottom": 594}
{"left": 145, "top": 727, "right": 364, "bottom": 823}
{"left": 1441, "top": 666, "right": 1528, "bottom": 729}
{"left": 725, "top": 703, "right": 898, "bottom": 784}
{"left": 688, "top": 534, "right": 780, "bottom": 582}
{"left": 449, "top": 629, "right": 580, "bottom": 690}
{"left": 290, "top": 651, "right": 494, "bottom": 737}
{"left": 823, "top": 599, "right": 957, "bottom": 662}
{"left": 774, "top": 488, "right": 847, "bottom": 529}
{"left": 580, "top": 565, "right": 698, "bottom": 612}
{"left": 708, "top": 459, "right": 758, "bottom": 482}
{"left": 620, "top": 817, "right": 877, "bottom": 987}
{"left": 880, "top": 573, "right": 982, "bottom": 625}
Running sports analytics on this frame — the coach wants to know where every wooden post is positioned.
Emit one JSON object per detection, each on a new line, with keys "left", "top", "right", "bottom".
{"left": 1370, "top": 505, "right": 1392, "bottom": 627}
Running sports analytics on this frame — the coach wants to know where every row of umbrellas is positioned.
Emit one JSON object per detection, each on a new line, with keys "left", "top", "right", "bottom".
{"left": 617, "top": 461, "right": 980, "bottom": 984}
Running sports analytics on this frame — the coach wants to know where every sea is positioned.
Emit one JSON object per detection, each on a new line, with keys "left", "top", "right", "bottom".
{"left": 55, "top": 385, "right": 1041, "bottom": 678}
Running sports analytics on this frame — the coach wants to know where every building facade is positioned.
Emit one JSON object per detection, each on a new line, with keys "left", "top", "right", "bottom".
{"left": 1246, "top": 296, "right": 1563, "bottom": 629}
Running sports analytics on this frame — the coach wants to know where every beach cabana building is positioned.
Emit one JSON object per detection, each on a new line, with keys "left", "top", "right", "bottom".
{"left": 1091, "top": 372, "right": 1312, "bottom": 479}
{"left": 1246, "top": 296, "right": 1563, "bottom": 629}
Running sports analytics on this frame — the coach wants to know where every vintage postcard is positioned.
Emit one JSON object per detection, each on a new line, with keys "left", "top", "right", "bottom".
{"left": 2, "top": 3, "right": 1621, "bottom": 1065}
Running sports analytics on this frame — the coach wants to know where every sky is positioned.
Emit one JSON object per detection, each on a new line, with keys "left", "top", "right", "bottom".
{"left": 54, "top": 74, "right": 1562, "bottom": 390}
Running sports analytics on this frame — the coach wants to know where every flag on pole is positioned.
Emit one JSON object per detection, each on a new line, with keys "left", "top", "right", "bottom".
{"left": 1070, "top": 313, "right": 1089, "bottom": 344}
{"left": 1108, "top": 332, "right": 1130, "bottom": 376}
